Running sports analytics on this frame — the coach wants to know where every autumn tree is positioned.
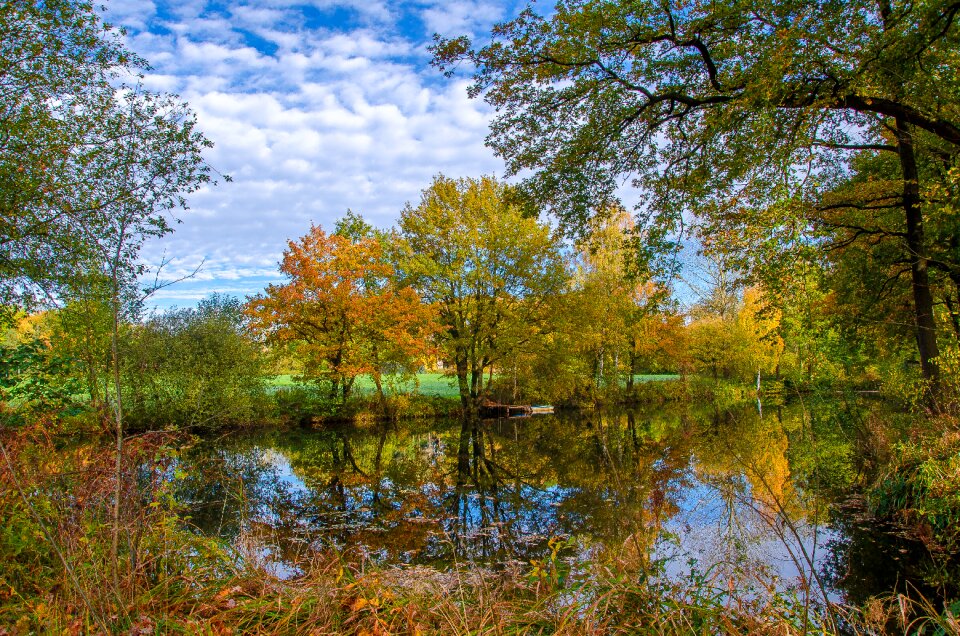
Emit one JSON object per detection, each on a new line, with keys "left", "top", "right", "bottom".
{"left": 397, "top": 175, "right": 567, "bottom": 409}
{"left": 434, "top": 0, "right": 960, "bottom": 387}
{"left": 567, "top": 207, "right": 671, "bottom": 391}
{"left": 498, "top": 209, "right": 677, "bottom": 404}
{"left": 247, "top": 221, "right": 436, "bottom": 402}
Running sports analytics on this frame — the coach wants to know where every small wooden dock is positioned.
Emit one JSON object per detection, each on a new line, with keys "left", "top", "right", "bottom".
{"left": 479, "top": 401, "right": 553, "bottom": 418}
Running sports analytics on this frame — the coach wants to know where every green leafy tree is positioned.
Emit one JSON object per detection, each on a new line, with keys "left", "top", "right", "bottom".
{"left": 1, "top": 0, "right": 215, "bottom": 591}
{"left": 121, "top": 295, "right": 267, "bottom": 430}
{"left": 434, "top": 0, "right": 960, "bottom": 386}
{"left": 1, "top": 1, "right": 212, "bottom": 302}
{"left": 397, "top": 175, "right": 568, "bottom": 409}
{"left": 0, "top": 312, "right": 81, "bottom": 426}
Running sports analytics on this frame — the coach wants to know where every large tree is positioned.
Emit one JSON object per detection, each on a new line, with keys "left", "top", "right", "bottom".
{"left": 434, "top": 0, "right": 960, "bottom": 386}
{"left": 0, "top": 0, "right": 212, "bottom": 303}
{"left": 397, "top": 175, "right": 567, "bottom": 409}
{"left": 247, "top": 223, "right": 436, "bottom": 402}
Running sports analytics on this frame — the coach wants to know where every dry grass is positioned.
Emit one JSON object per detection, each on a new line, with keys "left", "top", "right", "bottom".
{"left": 1, "top": 422, "right": 956, "bottom": 635}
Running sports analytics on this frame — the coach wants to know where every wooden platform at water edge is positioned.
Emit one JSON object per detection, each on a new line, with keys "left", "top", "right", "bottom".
{"left": 479, "top": 401, "right": 554, "bottom": 418}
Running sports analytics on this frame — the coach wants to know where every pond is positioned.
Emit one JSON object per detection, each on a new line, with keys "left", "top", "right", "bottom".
{"left": 171, "top": 398, "right": 931, "bottom": 605}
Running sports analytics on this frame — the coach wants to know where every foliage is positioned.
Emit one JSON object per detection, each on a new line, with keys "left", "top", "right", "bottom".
{"left": 489, "top": 209, "right": 680, "bottom": 405}
{"left": 686, "top": 286, "right": 784, "bottom": 383}
{"left": 434, "top": 0, "right": 960, "bottom": 384}
{"left": 120, "top": 295, "right": 269, "bottom": 430}
{"left": 0, "top": 333, "right": 81, "bottom": 426}
{"left": 868, "top": 421, "right": 960, "bottom": 592}
{"left": 397, "top": 175, "right": 568, "bottom": 408}
{"left": 0, "top": 0, "right": 214, "bottom": 305}
{"left": 247, "top": 220, "right": 437, "bottom": 403}
{"left": 0, "top": 426, "right": 236, "bottom": 633}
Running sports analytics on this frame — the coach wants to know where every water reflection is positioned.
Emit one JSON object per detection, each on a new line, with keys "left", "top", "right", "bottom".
{"left": 171, "top": 399, "right": 916, "bottom": 603}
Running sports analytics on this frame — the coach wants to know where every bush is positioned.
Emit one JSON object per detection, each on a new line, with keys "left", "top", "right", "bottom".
{"left": 121, "top": 295, "right": 270, "bottom": 430}
{"left": 868, "top": 418, "right": 960, "bottom": 593}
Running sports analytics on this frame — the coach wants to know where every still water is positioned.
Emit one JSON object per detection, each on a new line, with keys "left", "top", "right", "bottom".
{"left": 171, "top": 399, "right": 922, "bottom": 603}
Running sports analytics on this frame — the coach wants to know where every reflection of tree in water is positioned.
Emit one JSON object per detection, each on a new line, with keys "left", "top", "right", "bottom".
{"left": 174, "top": 411, "right": 702, "bottom": 568}
{"left": 684, "top": 405, "right": 828, "bottom": 595}
{"left": 175, "top": 442, "right": 295, "bottom": 539}
{"left": 170, "top": 399, "right": 932, "bottom": 605}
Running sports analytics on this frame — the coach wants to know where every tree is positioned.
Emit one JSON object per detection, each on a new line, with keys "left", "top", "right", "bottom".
{"left": 434, "top": 0, "right": 960, "bottom": 387}
{"left": 121, "top": 295, "right": 266, "bottom": 429}
{"left": 1, "top": 1, "right": 212, "bottom": 304}
{"left": 397, "top": 175, "right": 568, "bottom": 409}
{"left": 1, "top": 0, "right": 215, "bottom": 593}
{"left": 247, "top": 222, "right": 436, "bottom": 402}
{"left": 568, "top": 207, "right": 668, "bottom": 391}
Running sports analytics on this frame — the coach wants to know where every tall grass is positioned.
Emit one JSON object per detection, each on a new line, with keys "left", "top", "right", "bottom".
{"left": 3, "top": 409, "right": 959, "bottom": 634}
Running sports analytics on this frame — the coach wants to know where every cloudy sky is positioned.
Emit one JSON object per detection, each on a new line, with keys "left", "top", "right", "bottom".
{"left": 103, "top": 0, "right": 526, "bottom": 308}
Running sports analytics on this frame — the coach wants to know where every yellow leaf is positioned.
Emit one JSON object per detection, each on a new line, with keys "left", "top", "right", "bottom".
{"left": 350, "top": 597, "right": 369, "bottom": 612}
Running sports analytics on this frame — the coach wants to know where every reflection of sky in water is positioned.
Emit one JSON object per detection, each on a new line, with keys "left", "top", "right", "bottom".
{"left": 173, "top": 404, "right": 856, "bottom": 600}
{"left": 260, "top": 448, "right": 310, "bottom": 495}
{"left": 660, "top": 475, "right": 839, "bottom": 601}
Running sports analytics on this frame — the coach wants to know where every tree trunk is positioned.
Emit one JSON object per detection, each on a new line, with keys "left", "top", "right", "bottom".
{"left": 895, "top": 117, "right": 940, "bottom": 388}
{"left": 470, "top": 366, "right": 482, "bottom": 404}
{"left": 372, "top": 372, "right": 385, "bottom": 404}
{"left": 109, "top": 281, "right": 124, "bottom": 593}
{"left": 455, "top": 356, "right": 471, "bottom": 410}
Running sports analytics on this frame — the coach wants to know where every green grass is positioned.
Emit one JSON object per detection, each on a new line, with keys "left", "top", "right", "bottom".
{"left": 265, "top": 373, "right": 680, "bottom": 402}
{"left": 265, "top": 372, "right": 461, "bottom": 398}
{"left": 631, "top": 374, "right": 680, "bottom": 383}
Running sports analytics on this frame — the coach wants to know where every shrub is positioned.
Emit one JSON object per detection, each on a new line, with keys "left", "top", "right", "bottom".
{"left": 868, "top": 419, "right": 960, "bottom": 593}
{"left": 121, "top": 295, "right": 270, "bottom": 430}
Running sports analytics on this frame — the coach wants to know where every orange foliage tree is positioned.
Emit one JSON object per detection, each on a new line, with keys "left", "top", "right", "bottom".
{"left": 246, "top": 225, "right": 436, "bottom": 402}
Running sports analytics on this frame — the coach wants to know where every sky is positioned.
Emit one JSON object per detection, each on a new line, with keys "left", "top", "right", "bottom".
{"left": 103, "top": 0, "right": 527, "bottom": 308}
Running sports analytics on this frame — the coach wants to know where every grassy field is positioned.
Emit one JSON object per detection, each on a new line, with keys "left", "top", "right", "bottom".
{"left": 630, "top": 374, "right": 680, "bottom": 383}
{"left": 266, "top": 372, "right": 462, "bottom": 398}
{"left": 266, "top": 373, "right": 679, "bottom": 398}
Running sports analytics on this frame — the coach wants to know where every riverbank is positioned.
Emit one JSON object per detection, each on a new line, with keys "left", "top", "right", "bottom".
{"left": 2, "top": 397, "right": 958, "bottom": 634}
{"left": 116, "top": 372, "right": 694, "bottom": 432}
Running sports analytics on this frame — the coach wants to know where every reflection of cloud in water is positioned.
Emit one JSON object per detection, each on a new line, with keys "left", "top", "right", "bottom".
{"left": 173, "top": 401, "right": 883, "bottom": 601}
{"left": 660, "top": 476, "right": 839, "bottom": 601}
{"left": 259, "top": 447, "right": 310, "bottom": 495}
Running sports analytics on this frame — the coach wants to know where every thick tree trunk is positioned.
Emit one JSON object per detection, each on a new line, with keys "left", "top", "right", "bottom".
{"left": 895, "top": 117, "right": 940, "bottom": 388}
{"left": 455, "top": 356, "right": 471, "bottom": 410}
{"left": 470, "top": 365, "right": 482, "bottom": 404}
{"left": 372, "top": 372, "right": 385, "bottom": 405}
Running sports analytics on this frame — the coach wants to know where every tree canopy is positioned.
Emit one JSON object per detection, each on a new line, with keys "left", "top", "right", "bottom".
{"left": 398, "top": 175, "right": 568, "bottom": 408}
{"left": 0, "top": 0, "right": 213, "bottom": 305}
{"left": 247, "top": 222, "right": 437, "bottom": 402}
{"left": 434, "top": 0, "right": 960, "bottom": 387}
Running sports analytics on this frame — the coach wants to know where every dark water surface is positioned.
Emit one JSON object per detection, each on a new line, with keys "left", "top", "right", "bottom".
{"left": 171, "top": 398, "right": 926, "bottom": 603}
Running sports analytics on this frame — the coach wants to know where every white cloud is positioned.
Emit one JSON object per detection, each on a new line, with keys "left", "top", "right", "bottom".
{"left": 420, "top": 0, "right": 505, "bottom": 37}
{"left": 104, "top": 0, "right": 516, "bottom": 308}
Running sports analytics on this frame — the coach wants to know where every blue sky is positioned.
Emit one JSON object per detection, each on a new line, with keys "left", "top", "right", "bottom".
{"left": 103, "top": 0, "right": 527, "bottom": 308}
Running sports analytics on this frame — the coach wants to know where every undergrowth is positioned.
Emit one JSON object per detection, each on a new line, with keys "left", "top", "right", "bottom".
{"left": 2, "top": 412, "right": 959, "bottom": 635}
